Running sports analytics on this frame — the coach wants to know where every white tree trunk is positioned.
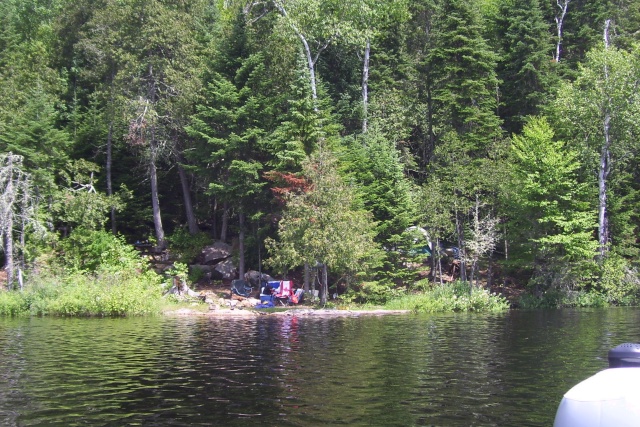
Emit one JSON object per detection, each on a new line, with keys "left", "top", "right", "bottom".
{"left": 362, "top": 38, "right": 370, "bottom": 133}
{"left": 320, "top": 263, "right": 328, "bottom": 305}
{"left": 598, "top": 20, "right": 612, "bottom": 259}
{"left": 4, "top": 210, "right": 13, "bottom": 288}
{"left": 177, "top": 161, "right": 198, "bottom": 234}
{"left": 554, "top": 0, "right": 570, "bottom": 62}
{"left": 149, "top": 139, "right": 166, "bottom": 249}
{"left": 107, "top": 121, "right": 116, "bottom": 234}
{"left": 273, "top": 0, "right": 332, "bottom": 112}
{"left": 221, "top": 202, "right": 229, "bottom": 242}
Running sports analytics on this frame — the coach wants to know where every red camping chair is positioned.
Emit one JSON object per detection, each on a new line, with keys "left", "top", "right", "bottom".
{"left": 274, "top": 280, "right": 293, "bottom": 306}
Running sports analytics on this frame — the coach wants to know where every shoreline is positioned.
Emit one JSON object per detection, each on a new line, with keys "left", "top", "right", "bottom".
{"left": 164, "top": 307, "right": 412, "bottom": 317}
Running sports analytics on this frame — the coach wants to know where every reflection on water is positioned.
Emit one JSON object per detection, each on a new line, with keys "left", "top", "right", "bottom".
{"left": 0, "top": 308, "right": 638, "bottom": 426}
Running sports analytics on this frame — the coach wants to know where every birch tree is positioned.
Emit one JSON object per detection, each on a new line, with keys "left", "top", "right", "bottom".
{"left": 553, "top": 0, "right": 570, "bottom": 62}
{"left": 271, "top": 0, "right": 373, "bottom": 111}
{"left": 553, "top": 35, "right": 640, "bottom": 260}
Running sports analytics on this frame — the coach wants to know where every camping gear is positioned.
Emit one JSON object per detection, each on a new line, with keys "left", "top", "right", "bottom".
{"left": 256, "top": 280, "right": 304, "bottom": 306}
{"left": 273, "top": 281, "right": 304, "bottom": 305}
{"left": 231, "top": 279, "right": 253, "bottom": 297}
{"left": 259, "top": 281, "right": 279, "bottom": 303}
{"left": 274, "top": 280, "right": 293, "bottom": 306}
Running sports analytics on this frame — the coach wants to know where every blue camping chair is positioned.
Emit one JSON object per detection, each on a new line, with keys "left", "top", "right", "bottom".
{"left": 231, "top": 279, "right": 253, "bottom": 297}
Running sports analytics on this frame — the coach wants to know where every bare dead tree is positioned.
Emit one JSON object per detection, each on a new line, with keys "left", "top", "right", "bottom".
{"left": 127, "top": 95, "right": 167, "bottom": 249}
{"left": 0, "top": 154, "right": 40, "bottom": 289}
{"left": 466, "top": 195, "right": 499, "bottom": 287}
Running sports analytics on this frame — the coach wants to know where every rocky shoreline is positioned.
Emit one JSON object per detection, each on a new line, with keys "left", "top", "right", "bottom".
{"left": 164, "top": 307, "right": 411, "bottom": 318}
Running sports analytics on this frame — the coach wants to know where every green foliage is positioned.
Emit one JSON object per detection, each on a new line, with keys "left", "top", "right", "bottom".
{"left": 507, "top": 117, "right": 598, "bottom": 266}
{"left": 339, "top": 127, "right": 417, "bottom": 242}
{"left": 0, "top": 290, "right": 30, "bottom": 316}
{"left": 51, "top": 159, "right": 125, "bottom": 231}
{"left": 0, "top": 265, "right": 163, "bottom": 317}
{"left": 551, "top": 45, "right": 640, "bottom": 257}
{"left": 384, "top": 281, "right": 510, "bottom": 313}
{"left": 265, "top": 147, "right": 382, "bottom": 278}
{"left": 426, "top": 0, "right": 502, "bottom": 154}
{"left": 495, "top": 0, "right": 556, "bottom": 133}
{"left": 341, "top": 280, "right": 407, "bottom": 305}
{"left": 166, "top": 229, "right": 211, "bottom": 263}
{"left": 376, "top": 228, "right": 431, "bottom": 287}
{"left": 518, "top": 289, "right": 609, "bottom": 309}
{"left": 3, "top": 0, "right": 640, "bottom": 311}
{"left": 187, "top": 265, "right": 206, "bottom": 285}
{"left": 596, "top": 255, "right": 640, "bottom": 305}
{"left": 60, "top": 228, "right": 144, "bottom": 273}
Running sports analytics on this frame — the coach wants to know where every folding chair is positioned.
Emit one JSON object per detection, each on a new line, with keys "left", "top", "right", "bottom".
{"left": 231, "top": 279, "right": 253, "bottom": 297}
{"left": 274, "top": 280, "right": 293, "bottom": 306}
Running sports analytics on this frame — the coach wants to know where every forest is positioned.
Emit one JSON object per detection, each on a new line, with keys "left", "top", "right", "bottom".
{"left": 0, "top": 0, "right": 639, "bottom": 314}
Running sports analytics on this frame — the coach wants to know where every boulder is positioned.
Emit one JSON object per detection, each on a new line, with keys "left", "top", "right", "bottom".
{"left": 239, "top": 297, "right": 260, "bottom": 308}
{"left": 214, "top": 258, "right": 237, "bottom": 280}
{"left": 201, "top": 241, "right": 232, "bottom": 264}
{"left": 244, "top": 270, "right": 274, "bottom": 287}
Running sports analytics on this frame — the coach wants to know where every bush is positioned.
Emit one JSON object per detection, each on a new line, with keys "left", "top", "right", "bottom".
{"left": 341, "top": 280, "right": 406, "bottom": 305}
{"left": 516, "top": 256, "right": 640, "bottom": 309}
{"left": 518, "top": 288, "right": 609, "bottom": 309}
{"left": 60, "top": 228, "right": 144, "bottom": 272}
{"left": 0, "top": 291, "right": 29, "bottom": 316}
{"left": 597, "top": 255, "right": 640, "bottom": 305}
{"left": 0, "top": 226, "right": 178, "bottom": 317}
{"left": 167, "top": 229, "right": 211, "bottom": 263}
{"left": 384, "top": 281, "right": 510, "bottom": 313}
{"left": 0, "top": 252, "right": 164, "bottom": 317}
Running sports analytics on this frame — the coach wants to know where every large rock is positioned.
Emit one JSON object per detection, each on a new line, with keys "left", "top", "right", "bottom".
{"left": 214, "top": 258, "right": 237, "bottom": 280}
{"left": 201, "top": 241, "right": 232, "bottom": 264}
{"left": 244, "top": 270, "right": 274, "bottom": 287}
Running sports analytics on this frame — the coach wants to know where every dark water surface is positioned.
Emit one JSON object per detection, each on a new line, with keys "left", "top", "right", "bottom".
{"left": 1, "top": 308, "right": 639, "bottom": 426}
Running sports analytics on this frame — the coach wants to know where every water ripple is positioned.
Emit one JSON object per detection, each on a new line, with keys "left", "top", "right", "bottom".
{"left": 0, "top": 309, "right": 638, "bottom": 426}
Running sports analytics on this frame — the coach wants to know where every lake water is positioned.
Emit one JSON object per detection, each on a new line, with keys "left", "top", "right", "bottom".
{"left": 0, "top": 308, "right": 638, "bottom": 426}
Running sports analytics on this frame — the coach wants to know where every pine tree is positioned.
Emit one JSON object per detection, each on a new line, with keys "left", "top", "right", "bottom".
{"left": 508, "top": 117, "right": 597, "bottom": 263}
{"left": 506, "top": 117, "right": 598, "bottom": 288}
{"left": 422, "top": 0, "right": 503, "bottom": 281}
{"left": 427, "top": 0, "right": 502, "bottom": 155}
{"left": 496, "top": 0, "right": 557, "bottom": 134}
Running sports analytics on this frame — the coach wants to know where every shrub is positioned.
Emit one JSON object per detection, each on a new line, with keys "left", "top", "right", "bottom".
{"left": 384, "top": 281, "right": 509, "bottom": 313}
{"left": 60, "top": 228, "right": 144, "bottom": 272}
{"left": 0, "top": 291, "right": 29, "bottom": 316}
{"left": 0, "top": 260, "right": 164, "bottom": 317}
{"left": 597, "top": 255, "right": 640, "bottom": 305}
{"left": 166, "top": 229, "right": 211, "bottom": 263}
{"left": 341, "top": 280, "right": 406, "bottom": 305}
{"left": 518, "top": 288, "right": 609, "bottom": 309}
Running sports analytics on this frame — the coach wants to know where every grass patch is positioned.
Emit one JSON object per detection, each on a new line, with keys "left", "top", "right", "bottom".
{"left": 383, "top": 281, "right": 510, "bottom": 313}
{"left": 0, "top": 267, "right": 165, "bottom": 317}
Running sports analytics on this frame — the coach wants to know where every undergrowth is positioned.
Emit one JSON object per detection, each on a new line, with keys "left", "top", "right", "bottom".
{"left": 0, "top": 267, "right": 164, "bottom": 317}
{"left": 382, "top": 281, "right": 510, "bottom": 313}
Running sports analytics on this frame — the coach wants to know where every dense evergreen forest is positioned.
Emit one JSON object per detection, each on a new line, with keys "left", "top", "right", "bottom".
{"left": 1, "top": 0, "right": 640, "bottom": 310}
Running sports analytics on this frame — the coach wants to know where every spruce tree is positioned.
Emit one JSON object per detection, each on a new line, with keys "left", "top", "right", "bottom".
{"left": 496, "top": 0, "right": 556, "bottom": 134}
{"left": 423, "top": 0, "right": 503, "bottom": 281}
{"left": 426, "top": 0, "right": 502, "bottom": 155}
